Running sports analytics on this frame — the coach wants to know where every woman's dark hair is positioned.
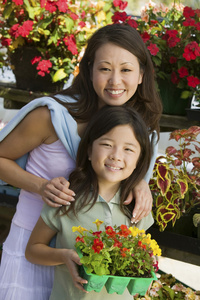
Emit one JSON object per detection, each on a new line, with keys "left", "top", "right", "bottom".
{"left": 62, "top": 105, "right": 152, "bottom": 220}
{"left": 56, "top": 23, "right": 162, "bottom": 137}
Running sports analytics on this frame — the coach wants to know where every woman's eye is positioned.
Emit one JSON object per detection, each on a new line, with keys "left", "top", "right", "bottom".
{"left": 102, "top": 143, "right": 111, "bottom": 147}
{"left": 100, "top": 68, "right": 110, "bottom": 71}
{"left": 122, "top": 68, "right": 132, "bottom": 72}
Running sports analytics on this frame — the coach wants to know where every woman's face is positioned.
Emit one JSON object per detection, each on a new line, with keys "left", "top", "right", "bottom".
{"left": 91, "top": 43, "right": 143, "bottom": 108}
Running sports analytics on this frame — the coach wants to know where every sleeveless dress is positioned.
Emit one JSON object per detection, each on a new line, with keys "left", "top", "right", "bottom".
{"left": 0, "top": 140, "right": 76, "bottom": 300}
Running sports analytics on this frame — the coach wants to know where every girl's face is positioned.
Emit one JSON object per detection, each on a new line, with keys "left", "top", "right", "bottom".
{"left": 88, "top": 124, "right": 141, "bottom": 195}
{"left": 91, "top": 43, "right": 143, "bottom": 108}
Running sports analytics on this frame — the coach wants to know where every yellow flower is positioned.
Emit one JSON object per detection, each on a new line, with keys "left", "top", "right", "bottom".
{"left": 72, "top": 226, "right": 88, "bottom": 234}
{"left": 129, "top": 226, "right": 145, "bottom": 237}
{"left": 93, "top": 219, "right": 104, "bottom": 230}
{"left": 96, "top": 1, "right": 105, "bottom": 10}
{"left": 97, "top": 10, "right": 106, "bottom": 23}
{"left": 149, "top": 239, "right": 162, "bottom": 256}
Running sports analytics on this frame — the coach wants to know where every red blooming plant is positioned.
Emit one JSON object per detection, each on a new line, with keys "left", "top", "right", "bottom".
{"left": 72, "top": 219, "right": 161, "bottom": 278}
{"left": 0, "top": 0, "right": 127, "bottom": 83}
{"left": 149, "top": 126, "right": 200, "bottom": 231}
{"left": 112, "top": 1, "right": 200, "bottom": 103}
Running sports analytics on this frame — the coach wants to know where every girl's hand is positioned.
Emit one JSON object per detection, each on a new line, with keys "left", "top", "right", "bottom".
{"left": 123, "top": 179, "right": 153, "bottom": 224}
{"left": 40, "top": 177, "right": 76, "bottom": 208}
{"left": 61, "top": 249, "right": 88, "bottom": 293}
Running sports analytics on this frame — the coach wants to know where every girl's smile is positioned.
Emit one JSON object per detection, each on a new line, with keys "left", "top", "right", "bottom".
{"left": 88, "top": 124, "right": 141, "bottom": 196}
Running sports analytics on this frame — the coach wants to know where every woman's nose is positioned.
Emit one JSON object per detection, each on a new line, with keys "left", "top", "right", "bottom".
{"left": 108, "top": 71, "right": 121, "bottom": 85}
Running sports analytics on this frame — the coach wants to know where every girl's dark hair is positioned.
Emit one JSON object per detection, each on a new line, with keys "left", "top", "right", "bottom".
{"left": 56, "top": 23, "right": 162, "bottom": 137}
{"left": 62, "top": 105, "right": 152, "bottom": 220}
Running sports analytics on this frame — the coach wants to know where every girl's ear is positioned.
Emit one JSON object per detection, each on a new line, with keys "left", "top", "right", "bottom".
{"left": 89, "top": 63, "right": 93, "bottom": 81}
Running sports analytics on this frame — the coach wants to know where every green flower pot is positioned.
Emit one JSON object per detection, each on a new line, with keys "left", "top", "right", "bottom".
{"left": 127, "top": 271, "right": 158, "bottom": 296}
{"left": 77, "top": 248, "right": 157, "bottom": 295}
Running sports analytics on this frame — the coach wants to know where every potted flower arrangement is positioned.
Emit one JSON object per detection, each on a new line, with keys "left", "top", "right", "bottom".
{"left": 0, "top": 0, "right": 127, "bottom": 92}
{"left": 72, "top": 219, "right": 161, "bottom": 296}
{"left": 149, "top": 126, "right": 200, "bottom": 233}
{"left": 134, "top": 273, "right": 200, "bottom": 299}
{"left": 112, "top": 1, "right": 200, "bottom": 115}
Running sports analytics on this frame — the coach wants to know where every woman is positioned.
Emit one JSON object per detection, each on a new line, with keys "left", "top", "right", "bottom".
{"left": 0, "top": 23, "right": 162, "bottom": 300}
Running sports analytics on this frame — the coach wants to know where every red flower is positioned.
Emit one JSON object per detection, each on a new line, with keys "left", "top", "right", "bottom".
{"left": 150, "top": 20, "right": 158, "bottom": 25}
{"left": 127, "top": 19, "right": 138, "bottom": 29}
{"left": 56, "top": 0, "right": 68, "bottom": 13}
{"left": 120, "top": 247, "right": 130, "bottom": 257}
{"left": 92, "top": 231, "right": 102, "bottom": 238}
{"left": 165, "top": 29, "right": 179, "bottom": 37}
{"left": 147, "top": 43, "right": 159, "bottom": 56}
{"left": 113, "top": 240, "right": 122, "bottom": 248}
{"left": 118, "top": 224, "right": 131, "bottom": 237}
{"left": 18, "top": 20, "right": 33, "bottom": 37}
{"left": 36, "top": 59, "right": 52, "bottom": 76}
{"left": 171, "top": 71, "right": 179, "bottom": 84}
{"left": 187, "top": 76, "right": 200, "bottom": 88}
{"left": 76, "top": 236, "right": 85, "bottom": 243}
{"left": 168, "top": 36, "right": 181, "bottom": 48}
{"left": 31, "top": 56, "right": 41, "bottom": 65}
{"left": 70, "top": 13, "right": 79, "bottom": 21}
{"left": 63, "top": 34, "right": 78, "bottom": 55}
{"left": 10, "top": 24, "right": 20, "bottom": 38}
{"left": 43, "top": 0, "right": 57, "bottom": 13}
{"left": 112, "top": 11, "right": 128, "bottom": 23}
{"left": 183, "top": 42, "right": 200, "bottom": 61}
{"left": 169, "top": 56, "right": 177, "bottom": 64}
{"left": 12, "top": 0, "right": 23, "bottom": 5}
{"left": 141, "top": 32, "right": 150, "bottom": 43}
{"left": 178, "top": 67, "right": 189, "bottom": 78}
{"left": 1, "top": 37, "right": 12, "bottom": 46}
{"left": 183, "top": 18, "right": 196, "bottom": 27}
{"left": 196, "top": 22, "right": 200, "bottom": 30}
{"left": 92, "top": 238, "right": 104, "bottom": 254}
{"left": 183, "top": 6, "right": 195, "bottom": 18}
{"left": 78, "top": 21, "right": 86, "bottom": 28}
{"left": 113, "top": 0, "right": 128, "bottom": 10}
{"left": 105, "top": 226, "right": 116, "bottom": 237}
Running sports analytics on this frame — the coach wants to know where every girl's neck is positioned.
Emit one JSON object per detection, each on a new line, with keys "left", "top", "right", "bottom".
{"left": 98, "top": 183, "right": 120, "bottom": 203}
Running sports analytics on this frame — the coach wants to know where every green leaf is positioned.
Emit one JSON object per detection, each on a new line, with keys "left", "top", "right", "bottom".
{"left": 3, "top": 3, "right": 13, "bottom": 19}
{"left": 52, "top": 69, "right": 67, "bottom": 82}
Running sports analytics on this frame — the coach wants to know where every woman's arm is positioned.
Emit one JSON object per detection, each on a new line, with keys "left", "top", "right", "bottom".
{"left": 25, "top": 217, "right": 88, "bottom": 292}
{"left": 123, "top": 131, "right": 158, "bottom": 223}
{"left": 0, "top": 107, "right": 74, "bottom": 207}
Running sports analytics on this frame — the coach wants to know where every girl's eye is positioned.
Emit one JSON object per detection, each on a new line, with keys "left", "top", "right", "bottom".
{"left": 125, "top": 148, "right": 134, "bottom": 152}
{"left": 102, "top": 143, "right": 111, "bottom": 147}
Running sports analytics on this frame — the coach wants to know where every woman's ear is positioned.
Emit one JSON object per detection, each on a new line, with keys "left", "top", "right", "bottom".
{"left": 89, "top": 63, "right": 93, "bottom": 81}
{"left": 88, "top": 146, "right": 92, "bottom": 160}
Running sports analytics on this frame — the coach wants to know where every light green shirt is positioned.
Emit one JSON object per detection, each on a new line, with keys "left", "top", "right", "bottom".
{"left": 41, "top": 191, "right": 154, "bottom": 300}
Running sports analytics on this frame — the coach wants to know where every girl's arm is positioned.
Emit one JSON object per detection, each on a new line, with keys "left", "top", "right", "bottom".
{"left": 25, "top": 217, "right": 88, "bottom": 293}
{"left": 0, "top": 107, "right": 74, "bottom": 207}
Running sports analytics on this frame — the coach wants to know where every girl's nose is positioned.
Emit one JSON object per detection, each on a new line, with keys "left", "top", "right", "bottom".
{"left": 109, "top": 149, "right": 122, "bottom": 161}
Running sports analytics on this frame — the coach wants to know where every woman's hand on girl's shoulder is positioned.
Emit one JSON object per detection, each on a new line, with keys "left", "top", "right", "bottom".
{"left": 123, "top": 179, "right": 153, "bottom": 224}
{"left": 40, "top": 177, "right": 75, "bottom": 207}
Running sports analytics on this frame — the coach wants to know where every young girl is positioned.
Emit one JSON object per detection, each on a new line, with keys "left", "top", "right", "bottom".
{"left": 0, "top": 23, "right": 162, "bottom": 299}
{"left": 25, "top": 105, "right": 153, "bottom": 300}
